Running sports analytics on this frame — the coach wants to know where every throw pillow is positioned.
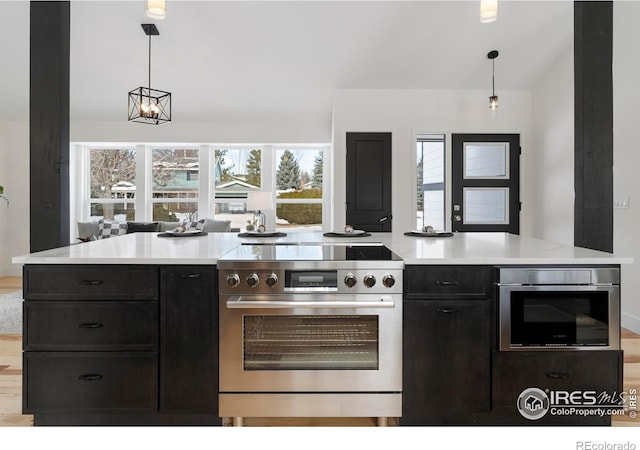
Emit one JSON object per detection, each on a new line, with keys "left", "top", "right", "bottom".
{"left": 186, "top": 219, "right": 207, "bottom": 231}
{"left": 184, "top": 218, "right": 231, "bottom": 232}
{"left": 77, "top": 221, "right": 100, "bottom": 240}
{"left": 126, "top": 221, "right": 159, "bottom": 234}
{"left": 202, "top": 218, "right": 231, "bottom": 232}
{"left": 97, "top": 219, "right": 128, "bottom": 239}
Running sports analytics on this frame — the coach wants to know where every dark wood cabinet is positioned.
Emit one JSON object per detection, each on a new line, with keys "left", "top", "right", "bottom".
{"left": 22, "top": 264, "right": 221, "bottom": 425}
{"left": 402, "top": 265, "right": 492, "bottom": 424}
{"left": 22, "top": 265, "right": 160, "bottom": 423}
{"left": 492, "top": 350, "right": 623, "bottom": 409}
{"left": 160, "top": 266, "right": 218, "bottom": 414}
{"left": 404, "top": 265, "right": 491, "bottom": 300}
{"left": 23, "top": 352, "right": 158, "bottom": 413}
{"left": 24, "top": 300, "right": 158, "bottom": 351}
{"left": 24, "top": 265, "right": 159, "bottom": 300}
{"left": 403, "top": 299, "right": 490, "bottom": 413}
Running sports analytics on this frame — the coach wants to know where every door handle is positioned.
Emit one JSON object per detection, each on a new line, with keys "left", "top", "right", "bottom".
{"left": 379, "top": 215, "right": 391, "bottom": 223}
{"left": 226, "top": 296, "right": 396, "bottom": 309}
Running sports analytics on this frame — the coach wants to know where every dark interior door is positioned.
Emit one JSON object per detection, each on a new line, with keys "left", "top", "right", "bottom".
{"left": 346, "top": 132, "right": 392, "bottom": 232}
{"left": 451, "top": 133, "right": 520, "bottom": 234}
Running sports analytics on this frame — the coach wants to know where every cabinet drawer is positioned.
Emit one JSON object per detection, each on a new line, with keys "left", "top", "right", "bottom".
{"left": 24, "top": 265, "right": 159, "bottom": 300}
{"left": 404, "top": 265, "right": 491, "bottom": 298}
{"left": 23, "top": 352, "right": 158, "bottom": 413}
{"left": 492, "top": 350, "right": 622, "bottom": 408}
{"left": 24, "top": 301, "right": 158, "bottom": 351}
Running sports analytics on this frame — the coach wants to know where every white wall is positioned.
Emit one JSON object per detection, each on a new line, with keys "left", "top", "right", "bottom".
{"left": 530, "top": 46, "right": 575, "bottom": 246}
{"left": 613, "top": 1, "right": 640, "bottom": 333}
{"left": 0, "top": 120, "right": 7, "bottom": 275}
{"left": 331, "top": 89, "right": 533, "bottom": 235}
{"left": 70, "top": 119, "right": 331, "bottom": 145}
{"left": 0, "top": 121, "right": 29, "bottom": 277}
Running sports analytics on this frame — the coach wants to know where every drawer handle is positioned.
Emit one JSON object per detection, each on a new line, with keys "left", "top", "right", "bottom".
{"left": 79, "top": 280, "right": 103, "bottom": 286}
{"left": 78, "top": 374, "right": 103, "bottom": 382}
{"left": 78, "top": 322, "right": 104, "bottom": 329}
{"left": 546, "top": 372, "right": 570, "bottom": 379}
{"left": 179, "top": 273, "right": 201, "bottom": 279}
{"left": 435, "top": 308, "right": 458, "bottom": 314}
{"left": 434, "top": 280, "right": 459, "bottom": 286}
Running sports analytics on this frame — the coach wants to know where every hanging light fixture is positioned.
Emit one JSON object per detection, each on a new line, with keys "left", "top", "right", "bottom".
{"left": 128, "top": 24, "right": 171, "bottom": 125}
{"left": 487, "top": 50, "right": 499, "bottom": 110}
{"left": 146, "top": 0, "right": 166, "bottom": 20}
{"left": 480, "top": 0, "right": 498, "bottom": 23}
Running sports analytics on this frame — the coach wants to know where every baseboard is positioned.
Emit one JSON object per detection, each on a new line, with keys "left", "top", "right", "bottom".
{"left": 0, "top": 265, "right": 22, "bottom": 277}
{"left": 621, "top": 311, "right": 640, "bottom": 335}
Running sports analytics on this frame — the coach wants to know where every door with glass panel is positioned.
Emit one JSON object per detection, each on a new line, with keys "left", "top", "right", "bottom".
{"left": 451, "top": 134, "right": 520, "bottom": 234}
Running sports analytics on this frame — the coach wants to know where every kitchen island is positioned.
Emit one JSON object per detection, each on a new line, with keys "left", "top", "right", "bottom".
{"left": 12, "top": 231, "right": 631, "bottom": 266}
{"left": 12, "top": 232, "right": 632, "bottom": 426}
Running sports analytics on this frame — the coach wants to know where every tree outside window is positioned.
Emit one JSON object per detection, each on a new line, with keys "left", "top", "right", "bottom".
{"left": 275, "top": 148, "right": 323, "bottom": 230}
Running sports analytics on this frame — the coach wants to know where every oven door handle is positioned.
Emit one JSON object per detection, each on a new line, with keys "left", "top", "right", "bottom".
{"left": 225, "top": 296, "right": 396, "bottom": 309}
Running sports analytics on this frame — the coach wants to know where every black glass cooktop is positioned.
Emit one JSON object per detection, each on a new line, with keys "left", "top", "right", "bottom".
{"left": 219, "top": 243, "right": 402, "bottom": 262}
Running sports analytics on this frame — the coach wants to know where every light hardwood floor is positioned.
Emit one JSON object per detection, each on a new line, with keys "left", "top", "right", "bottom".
{"left": 0, "top": 277, "right": 638, "bottom": 427}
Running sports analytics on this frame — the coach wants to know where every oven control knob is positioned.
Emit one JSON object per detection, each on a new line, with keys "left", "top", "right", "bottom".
{"left": 226, "top": 274, "right": 240, "bottom": 288}
{"left": 344, "top": 273, "right": 357, "bottom": 288}
{"left": 382, "top": 274, "right": 396, "bottom": 288}
{"left": 363, "top": 274, "right": 376, "bottom": 288}
{"left": 266, "top": 273, "right": 278, "bottom": 288}
{"left": 246, "top": 274, "right": 259, "bottom": 288}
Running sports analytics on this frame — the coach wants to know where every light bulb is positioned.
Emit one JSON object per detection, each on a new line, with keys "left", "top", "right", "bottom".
{"left": 480, "top": 0, "right": 498, "bottom": 23}
{"left": 146, "top": 0, "right": 166, "bottom": 20}
{"left": 489, "top": 95, "right": 499, "bottom": 110}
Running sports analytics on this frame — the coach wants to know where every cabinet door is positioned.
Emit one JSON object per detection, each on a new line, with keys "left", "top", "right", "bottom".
{"left": 493, "top": 350, "right": 623, "bottom": 409}
{"left": 160, "top": 266, "right": 218, "bottom": 414}
{"left": 24, "top": 352, "right": 158, "bottom": 413}
{"left": 403, "top": 299, "right": 490, "bottom": 413}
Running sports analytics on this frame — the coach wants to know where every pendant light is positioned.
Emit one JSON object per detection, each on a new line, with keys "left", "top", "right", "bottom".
{"left": 488, "top": 50, "right": 499, "bottom": 111}
{"left": 146, "top": 0, "right": 166, "bottom": 20}
{"left": 480, "top": 0, "right": 498, "bottom": 23}
{"left": 128, "top": 24, "right": 171, "bottom": 125}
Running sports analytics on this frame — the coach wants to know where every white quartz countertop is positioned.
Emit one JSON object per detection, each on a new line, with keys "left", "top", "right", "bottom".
{"left": 11, "top": 231, "right": 633, "bottom": 265}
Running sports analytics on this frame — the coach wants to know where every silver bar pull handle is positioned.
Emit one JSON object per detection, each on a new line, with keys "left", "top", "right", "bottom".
{"left": 226, "top": 296, "right": 395, "bottom": 309}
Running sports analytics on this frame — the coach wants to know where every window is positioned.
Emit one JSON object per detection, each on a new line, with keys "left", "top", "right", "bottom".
{"left": 275, "top": 147, "right": 323, "bottom": 231}
{"left": 76, "top": 143, "right": 329, "bottom": 233}
{"left": 416, "top": 135, "right": 445, "bottom": 231}
{"left": 213, "top": 147, "right": 262, "bottom": 231}
{"left": 151, "top": 147, "right": 200, "bottom": 222}
{"left": 89, "top": 148, "right": 136, "bottom": 221}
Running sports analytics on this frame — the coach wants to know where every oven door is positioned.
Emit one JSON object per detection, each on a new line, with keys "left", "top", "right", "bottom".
{"left": 219, "top": 293, "right": 402, "bottom": 392}
{"left": 498, "top": 284, "right": 620, "bottom": 351}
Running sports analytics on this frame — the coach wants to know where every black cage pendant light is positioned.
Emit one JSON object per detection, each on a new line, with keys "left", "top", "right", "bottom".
{"left": 128, "top": 24, "right": 171, "bottom": 125}
{"left": 488, "top": 50, "right": 499, "bottom": 110}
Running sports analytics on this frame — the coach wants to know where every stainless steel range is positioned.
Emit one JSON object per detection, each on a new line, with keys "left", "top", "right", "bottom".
{"left": 217, "top": 243, "right": 403, "bottom": 425}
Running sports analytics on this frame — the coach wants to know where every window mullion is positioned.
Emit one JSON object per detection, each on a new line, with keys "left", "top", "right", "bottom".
{"left": 134, "top": 144, "right": 148, "bottom": 221}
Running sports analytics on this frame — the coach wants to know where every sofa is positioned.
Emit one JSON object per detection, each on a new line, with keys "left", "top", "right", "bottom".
{"left": 77, "top": 217, "right": 234, "bottom": 241}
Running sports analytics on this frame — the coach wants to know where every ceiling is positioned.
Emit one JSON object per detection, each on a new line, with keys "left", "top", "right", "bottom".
{"left": 0, "top": 0, "right": 573, "bottom": 123}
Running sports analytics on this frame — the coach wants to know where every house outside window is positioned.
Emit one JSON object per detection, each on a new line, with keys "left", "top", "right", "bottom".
{"left": 151, "top": 147, "right": 200, "bottom": 222}
{"left": 417, "top": 135, "right": 445, "bottom": 231}
{"left": 213, "top": 147, "right": 262, "bottom": 231}
{"left": 75, "top": 143, "right": 329, "bottom": 234}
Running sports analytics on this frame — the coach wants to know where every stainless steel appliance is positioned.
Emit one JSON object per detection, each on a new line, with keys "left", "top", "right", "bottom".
{"left": 217, "top": 243, "right": 403, "bottom": 424}
{"left": 497, "top": 266, "right": 620, "bottom": 351}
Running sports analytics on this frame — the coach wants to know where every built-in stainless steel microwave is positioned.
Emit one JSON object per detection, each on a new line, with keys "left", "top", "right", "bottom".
{"left": 497, "top": 267, "right": 620, "bottom": 351}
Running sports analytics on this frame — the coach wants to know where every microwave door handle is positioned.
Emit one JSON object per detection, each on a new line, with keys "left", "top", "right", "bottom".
{"left": 226, "top": 296, "right": 395, "bottom": 309}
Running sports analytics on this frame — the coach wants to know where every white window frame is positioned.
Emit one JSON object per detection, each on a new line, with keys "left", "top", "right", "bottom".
{"left": 272, "top": 145, "right": 328, "bottom": 232}
{"left": 71, "top": 142, "right": 332, "bottom": 236}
